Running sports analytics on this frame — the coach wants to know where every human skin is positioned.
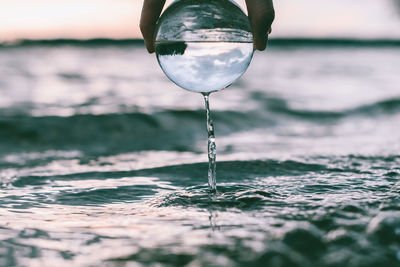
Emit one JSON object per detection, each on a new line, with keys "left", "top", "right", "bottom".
{"left": 140, "top": 0, "right": 275, "bottom": 53}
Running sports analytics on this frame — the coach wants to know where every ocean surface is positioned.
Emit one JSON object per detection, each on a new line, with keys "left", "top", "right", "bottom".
{"left": 0, "top": 40, "right": 400, "bottom": 266}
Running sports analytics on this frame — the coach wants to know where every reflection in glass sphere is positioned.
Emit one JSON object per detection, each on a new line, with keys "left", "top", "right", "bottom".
{"left": 155, "top": 0, "right": 254, "bottom": 93}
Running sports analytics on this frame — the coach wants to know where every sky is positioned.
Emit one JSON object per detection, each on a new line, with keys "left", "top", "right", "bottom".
{"left": 0, "top": 0, "right": 399, "bottom": 42}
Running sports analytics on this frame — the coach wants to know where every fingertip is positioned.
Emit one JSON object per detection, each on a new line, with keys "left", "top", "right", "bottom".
{"left": 145, "top": 42, "right": 155, "bottom": 54}
{"left": 255, "top": 41, "right": 267, "bottom": 51}
{"left": 254, "top": 35, "right": 268, "bottom": 51}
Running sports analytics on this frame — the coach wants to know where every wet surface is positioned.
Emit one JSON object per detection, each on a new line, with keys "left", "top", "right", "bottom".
{"left": 0, "top": 43, "right": 400, "bottom": 266}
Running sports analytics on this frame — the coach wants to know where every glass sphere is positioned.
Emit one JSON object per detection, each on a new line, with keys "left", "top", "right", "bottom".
{"left": 155, "top": 0, "right": 254, "bottom": 93}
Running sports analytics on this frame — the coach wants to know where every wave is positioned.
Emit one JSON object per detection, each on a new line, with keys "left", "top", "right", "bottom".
{"left": 1, "top": 97, "right": 399, "bottom": 154}
{"left": 0, "top": 109, "right": 274, "bottom": 156}
{"left": 9, "top": 159, "right": 328, "bottom": 188}
{"left": 6, "top": 157, "right": 377, "bottom": 208}
{"left": 353, "top": 98, "right": 400, "bottom": 115}
{"left": 263, "top": 97, "right": 400, "bottom": 120}
{"left": 9, "top": 158, "right": 324, "bottom": 180}
{"left": 7, "top": 159, "right": 328, "bottom": 207}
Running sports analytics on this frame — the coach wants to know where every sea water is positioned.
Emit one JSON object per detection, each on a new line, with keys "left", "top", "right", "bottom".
{"left": 1, "top": 43, "right": 400, "bottom": 266}
{"left": 155, "top": 41, "right": 254, "bottom": 93}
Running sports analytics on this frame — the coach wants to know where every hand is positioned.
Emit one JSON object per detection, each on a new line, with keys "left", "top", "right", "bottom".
{"left": 140, "top": 0, "right": 275, "bottom": 53}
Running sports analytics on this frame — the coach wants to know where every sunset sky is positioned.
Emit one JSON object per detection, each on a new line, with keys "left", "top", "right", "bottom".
{"left": 0, "top": 0, "right": 399, "bottom": 41}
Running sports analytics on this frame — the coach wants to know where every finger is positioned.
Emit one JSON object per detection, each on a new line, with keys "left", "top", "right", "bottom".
{"left": 140, "top": 0, "right": 166, "bottom": 53}
{"left": 245, "top": 0, "right": 275, "bottom": 51}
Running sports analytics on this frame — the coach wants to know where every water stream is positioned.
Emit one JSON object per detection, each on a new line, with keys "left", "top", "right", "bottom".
{"left": 203, "top": 93, "right": 217, "bottom": 192}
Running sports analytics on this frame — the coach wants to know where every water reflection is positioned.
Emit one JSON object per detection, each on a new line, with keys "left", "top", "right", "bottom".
{"left": 156, "top": 42, "right": 253, "bottom": 93}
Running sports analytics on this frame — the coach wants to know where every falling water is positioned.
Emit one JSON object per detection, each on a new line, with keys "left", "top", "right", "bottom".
{"left": 203, "top": 93, "right": 217, "bottom": 191}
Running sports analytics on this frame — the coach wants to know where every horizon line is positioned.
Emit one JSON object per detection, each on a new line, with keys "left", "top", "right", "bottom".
{"left": 1, "top": 37, "right": 400, "bottom": 47}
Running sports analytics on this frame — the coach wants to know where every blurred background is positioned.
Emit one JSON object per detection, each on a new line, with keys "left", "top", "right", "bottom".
{"left": 1, "top": 0, "right": 400, "bottom": 42}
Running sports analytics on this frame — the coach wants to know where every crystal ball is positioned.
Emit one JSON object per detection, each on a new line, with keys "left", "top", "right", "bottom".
{"left": 155, "top": 0, "right": 254, "bottom": 93}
